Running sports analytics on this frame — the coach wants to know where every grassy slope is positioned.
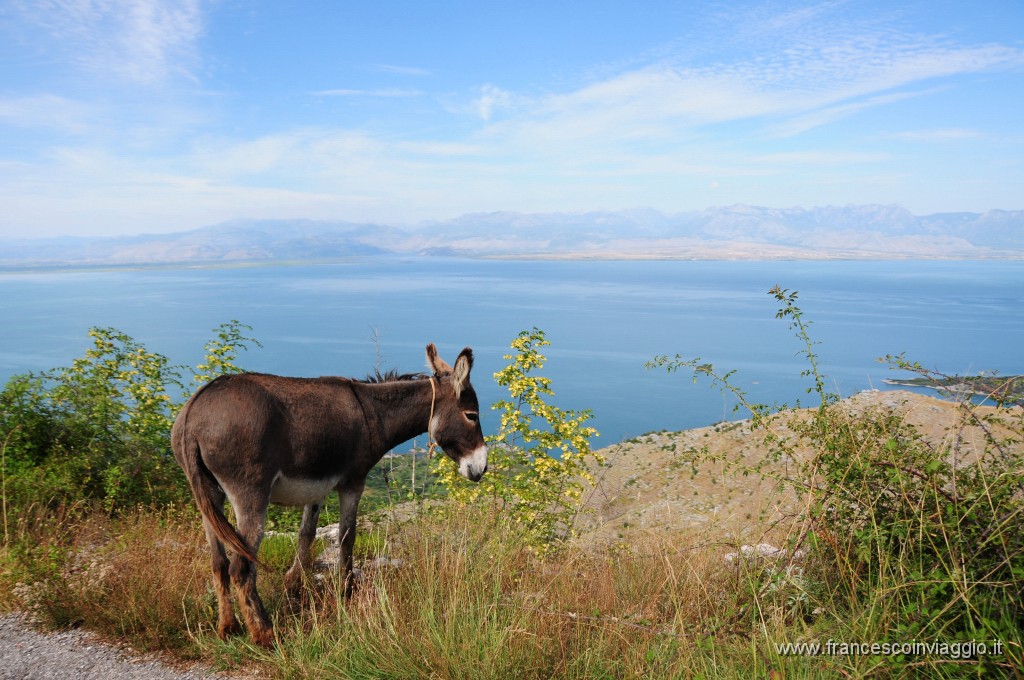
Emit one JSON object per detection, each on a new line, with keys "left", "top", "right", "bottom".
{"left": 2, "top": 389, "right": 1021, "bottom": 678}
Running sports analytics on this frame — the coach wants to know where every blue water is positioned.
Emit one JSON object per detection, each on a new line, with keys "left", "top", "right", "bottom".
{"left": 1, "top": 258, "right": 1021, "bottom": 443}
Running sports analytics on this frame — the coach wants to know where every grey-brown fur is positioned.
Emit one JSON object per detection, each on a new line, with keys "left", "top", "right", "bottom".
{"left": 171, "top": 344, "right": 486, "bottom": 647}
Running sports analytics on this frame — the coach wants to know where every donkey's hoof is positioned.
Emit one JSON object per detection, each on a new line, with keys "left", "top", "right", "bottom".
{"left": 251, "top": 627, "right": 276, "bottom": 649}
{"left": 283, "top": 568, "right": 307, "bottom": 595}
{"left": 217, "top": 619, "right": 243, "bottom": 640}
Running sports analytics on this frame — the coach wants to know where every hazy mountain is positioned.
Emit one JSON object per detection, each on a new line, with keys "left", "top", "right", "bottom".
{"left": 2, "top": 205, "right": 1021, "bottom": 266}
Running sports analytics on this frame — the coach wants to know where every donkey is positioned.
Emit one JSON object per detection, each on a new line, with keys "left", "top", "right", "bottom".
{"left": 171, "top": 343, "right": 487, "bottom": 648}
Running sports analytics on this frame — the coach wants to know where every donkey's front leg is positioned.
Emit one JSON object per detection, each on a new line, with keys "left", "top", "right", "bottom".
{"left": 284, "top": 502, "right": 322, "bottom": 594}
{"left": 337, "top": 484, "right": 365, "bottom": 596}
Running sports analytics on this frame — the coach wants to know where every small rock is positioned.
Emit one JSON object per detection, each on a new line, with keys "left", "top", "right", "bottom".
{"left": 724, "top": 543, "right": 805, "bottom": 564}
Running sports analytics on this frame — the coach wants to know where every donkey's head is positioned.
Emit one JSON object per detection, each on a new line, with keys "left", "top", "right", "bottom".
{"left": 426, "top": 343, "right": 487, "bottom": 482}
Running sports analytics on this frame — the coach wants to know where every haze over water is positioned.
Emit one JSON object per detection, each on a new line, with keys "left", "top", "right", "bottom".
{"left": 2, "top": 258, "right": 1021, "bottom": 443}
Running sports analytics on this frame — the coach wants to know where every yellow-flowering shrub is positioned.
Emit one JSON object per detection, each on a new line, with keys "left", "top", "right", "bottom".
{"left": 433, "top": 328, "right": 602, "bottom": 551}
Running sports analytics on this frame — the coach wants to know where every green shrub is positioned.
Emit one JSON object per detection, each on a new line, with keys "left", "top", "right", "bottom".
{"left": 0, "top": 321, "right": 260, "bottom": 514}
{"left": 650, "top": 287, "right": 1024, "bottom": 675}
{"left": 432, "top": 328, "right": 602, "bottom": 551}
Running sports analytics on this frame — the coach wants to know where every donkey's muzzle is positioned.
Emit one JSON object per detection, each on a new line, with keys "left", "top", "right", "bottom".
{"left": 459, "top": 445, "right": 488, "bottom": 482}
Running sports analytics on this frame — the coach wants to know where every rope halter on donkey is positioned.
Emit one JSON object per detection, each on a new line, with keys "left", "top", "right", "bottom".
{"left": 426, "top": 375, "right": 438, "bottom": 458}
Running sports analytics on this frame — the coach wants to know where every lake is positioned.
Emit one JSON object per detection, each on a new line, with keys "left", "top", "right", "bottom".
{"left": 1, "top": 258, "right": 1021, "bottom": 444}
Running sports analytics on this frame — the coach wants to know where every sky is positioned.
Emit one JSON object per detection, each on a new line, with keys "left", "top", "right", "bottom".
{"left": 1, "top": 0, "right": 1022, "bottom": 238}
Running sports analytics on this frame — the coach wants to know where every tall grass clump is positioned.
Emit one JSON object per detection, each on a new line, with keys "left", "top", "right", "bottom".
{"left": 1, "top": 497, "right": 870, "bottom": 678}
{"left": 0, "top": 504, "right": 213, "bottom": 652}
{"left": 650, "top": 286, "right": 1024, "bottom": 676}
{"left": 225, "top": 509, "right": 774, "bottom": 679}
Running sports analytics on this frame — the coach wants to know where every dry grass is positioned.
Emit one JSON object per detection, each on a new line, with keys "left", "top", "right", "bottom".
{"left": 0, "top": 505, "right": 212, "bottom": 652}
{"left": 255, "top": 510, "right": 768, "bottom": 679}
{"left": 0, "top": 499, "right": 791, "bottom": 677}
{"left": 2, "top": 390, "right": 1020, "bottom": 678}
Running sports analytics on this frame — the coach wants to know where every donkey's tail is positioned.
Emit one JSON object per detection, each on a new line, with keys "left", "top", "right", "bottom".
{"left": 173, "top": 393, "right": 260, "bottom": 564}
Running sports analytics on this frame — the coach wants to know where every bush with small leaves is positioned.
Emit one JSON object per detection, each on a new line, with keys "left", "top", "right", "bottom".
{"left": 650, "top": 287, "right": 1024, "bottom": 674}
{"left": 433, "top": 328, "right": 602, "bottom": 551}
{"left": 0, "top": 321, "right": 262, "bottom": 514}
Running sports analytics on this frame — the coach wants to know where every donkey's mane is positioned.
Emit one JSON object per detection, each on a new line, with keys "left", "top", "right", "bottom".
{"left": 358, "top": 369, "right": 430, "bottom": 384}
{"left": 238, "top": 370, "right": 430, "bottom": 386}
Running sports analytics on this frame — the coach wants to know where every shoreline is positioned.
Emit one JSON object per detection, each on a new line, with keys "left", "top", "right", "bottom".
{"left": 3, "top": 252, "right": 1024, "bottom": 274}
{"left": 882, "top": 377, "right": 1023, "bottom": 403}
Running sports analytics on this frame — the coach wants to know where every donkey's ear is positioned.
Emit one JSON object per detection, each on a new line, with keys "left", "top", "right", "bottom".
{"left": 452, "top": 348, "right": 473, "bottom": 398}
{"left": 425, "top": 343, "right": 452, "bottom": 376}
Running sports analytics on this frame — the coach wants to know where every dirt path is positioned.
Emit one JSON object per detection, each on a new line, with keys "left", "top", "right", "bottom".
{"left": 0, "top": 614, "right": 227, "bottom": 680}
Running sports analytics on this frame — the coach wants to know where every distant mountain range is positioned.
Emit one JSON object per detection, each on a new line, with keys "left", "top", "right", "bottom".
{"left": 2, "top": 205, "right": 1022, "bottom": 266}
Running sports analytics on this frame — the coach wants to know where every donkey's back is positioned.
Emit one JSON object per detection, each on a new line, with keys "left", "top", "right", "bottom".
{"left": 175, "top": 373, "right": 370, "bottom": 481}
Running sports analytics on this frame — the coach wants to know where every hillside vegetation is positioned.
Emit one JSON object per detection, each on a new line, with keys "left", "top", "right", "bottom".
{"left": 581, "top": 389, "right": 1020, "bottom": 545}
{"left": 1, "top": 292, "right": 1022, "bottom": 678}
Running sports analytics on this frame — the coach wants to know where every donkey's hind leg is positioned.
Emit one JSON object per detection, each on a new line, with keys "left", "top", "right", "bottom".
{"left": 228, "top": 501, "right": 275, "bottom": 648}
{"left": 203, "top": 513, "right": 242, "bottom": 639}
{"left": 284, "top": 502, "right": 322, "bottom": 594}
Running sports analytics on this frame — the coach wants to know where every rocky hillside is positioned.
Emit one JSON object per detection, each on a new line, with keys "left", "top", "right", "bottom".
{"left": 576, "top": 389, "right": 1022, "bottom": 546}
{"left": 306, "top": 388, "right": 1019, "bottom": 571}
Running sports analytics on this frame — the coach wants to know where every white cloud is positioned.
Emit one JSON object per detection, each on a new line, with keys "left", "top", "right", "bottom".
{"left": 468, "top": 26, "right": 1024, "bottom": 154}
{"left": 370, "top": 64, "right": 432, "bottom": 77}
{"left": 474, "top": 85, "right": 517, "bottom": 121}
{"left": 395, "top": 141, "right": 484, "bottom": 157}
{"left": 0, "top": 95, "right": 97, "bottom": 133}
{"left": 12, "top": 0, "right": 204, "bottom": 84}
{"left": 0, "top": 141, "right": 388, "bottom": 235}
{"left": 750, "top": 150, "right": 891, "bottom": 165}
{"left": 311, "top": 88, "right": 423, "bottom": 98}
{"left": 884, "top": 128, "right": 984, "bottom": 142}
{"left": 3, "top": 1, "right": 1022, "bottom": 236}
{"left": 187, "top": 132, "right": 309, "bottom": 178}
{"left": 766, "top": 89, "right": 932, "bottom": 138}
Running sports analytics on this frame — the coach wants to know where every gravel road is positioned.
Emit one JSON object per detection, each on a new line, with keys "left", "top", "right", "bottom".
{"left": 0, "top": 614, "right": 227, "bottom": 680}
